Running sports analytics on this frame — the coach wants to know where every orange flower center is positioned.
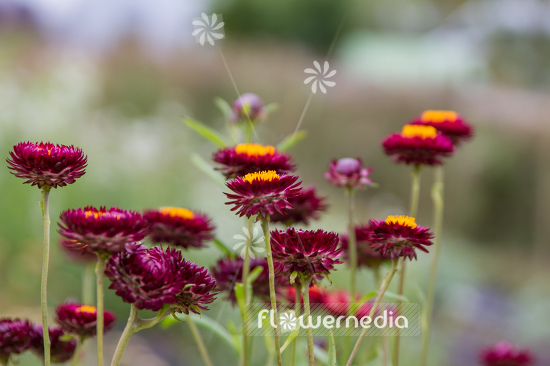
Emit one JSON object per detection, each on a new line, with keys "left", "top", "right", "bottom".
{"left": 159, "top": 207, "right": 194, "bottom": 220}
{"left": 421, "top": 110, "right": 458, "bottom": 123}
{"left": 76, "top": 305, "right": 97, "bottom": 314}
{"left": 235, "top": 143, "right": 275, "bottom": 157}
{"left": 401, "top": 125, "right": 437, "bottom": 139}
{"left": 385, "top": 215, "right": 417, "bottom": 228}
{"left": 84, "top": 211, "right": 120, "bottom": 220}
{"left": 243, "top": 170, "right": 280, "bottom": 183}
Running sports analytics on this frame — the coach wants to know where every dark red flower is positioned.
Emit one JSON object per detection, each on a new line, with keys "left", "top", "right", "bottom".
{"left": 367, "top": 216, "right": 434, "bottom": 260}
{"left": 105, "top": 245, "right": 218, "bottom": 314}
{"left": 270, "top": 186, "right": 327, "bottom": 226}
{"left": 213, "top": 143, "right": 295, "bottom": 179}
{"left": 230, "top": 93, "right": 266, "bottom": 124}
{"left": 55, "top": 303, "right": 116, "bottom": 338}
{"left": 284, "top": 284, "right": 327, "bottom": 305}
{"left": 144, "top": 207, "right": 215, "bottom": 249}
{"left": 410, "top": 110, "right": 473, "bottom": 146}
{"left": 58, "top": 206, "right": 149, "bottom": 258}
{"left": 382, "top": 125, "right": 454, "bottom": 166}
{"left": 0, "top": 318, "right": 33, "bottom": 361}
{"left": 480, "top": 341, "right": 534, "bottom": 366}
{"left": 270, "top": 228, "right": 342, "bottom": 278}
{"left": 7, "top": 141, "right": 87, "bottom": 189}
{"left": 324, "top": 158, "right": 373, "bottom": 189}
{"left": 225, "top": 170, "right": 302, "bottom": 220}
{"left": 340, "top": 225, "right": 392, "bottom": 270}
{"left": 60, "top": 238, "right": 97, "bottom": 264}
{"left": 30, "top": 325, "right": 77, "bottom": 364}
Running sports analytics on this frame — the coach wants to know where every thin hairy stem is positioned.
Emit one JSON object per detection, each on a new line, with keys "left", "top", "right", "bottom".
{"left": 40, "top": 187, "right": 52, "bottom": 366}
{"left": 240, "top": 217, "right": 253, "bottom": 366}
{"left": 110, "top": 305, "right": 138, "bottom": 366}
{"left": 300, "top": 275, "right": 315, "bottom": 366}
{"left": 187, "top": 314, "right": 214, "bottom": 366}
{"left": 290, "top": 283, "right": 301, "bottom": 366}
{"left": 95, "top": 257, "right": 107, "bottom": 366}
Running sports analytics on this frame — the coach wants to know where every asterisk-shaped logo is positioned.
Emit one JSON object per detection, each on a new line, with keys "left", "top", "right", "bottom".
{"left": 304, "top": 61, "right": 337, "bottom": 94}
{"left": 279, "top": 311, "right": 298, "bottom": 333}
{"left": 233, "top": 225, "right": 265, "bottom": 259}
{"left": 192, "top": 13, "right": 225, "bottom": 46}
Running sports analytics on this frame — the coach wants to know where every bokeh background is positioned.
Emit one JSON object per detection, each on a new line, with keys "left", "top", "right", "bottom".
{"left": 1, "top": 0, "right": 549, "bottom": 365}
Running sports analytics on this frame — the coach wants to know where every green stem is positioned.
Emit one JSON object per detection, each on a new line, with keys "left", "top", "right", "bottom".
{"left": 83, "top": 263, "right": 95, "bottom": 305}
{"left": 393, "top": 164, "right": 422, "bottom": 366}
{"left": 346, "top": 187, "right": 357, "bottom": 303}
{"left": 95, "top": 258, "right": 107, "bottom": 366}
{"left": 260, "top": 216, "right": 283, "bottom": 366}
{"left": 301, "top": 274, "right": 315, "bottom": 366}
{"left": 71, "top": 337, "right": 84, "bottom": 366}
{"left": 111, "top": 305, "right": 139, "bottom": 366}
{"left": 40, "top": 187, "right": 51, "bottom": 366}
{"left": 187, "top": 314, "right": 214, "bottom": 366}
{"left": 1, "top": 355, "right": 9, "bottom": 366}
{"left": 420, "top": 166, "right": 444, "bottom": 365}
{"left": 290, "top": 283, "right": 301, "bottom": 366}
{"left": 240, "top": 217, "right": 253, "bottom": 366}
{"left": 346, "top": 260, "right": 399, "bottom": 366}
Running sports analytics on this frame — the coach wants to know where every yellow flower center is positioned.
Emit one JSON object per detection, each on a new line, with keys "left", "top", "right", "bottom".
{"left": 401, "top": 125, "right": 438, "bottom": 139}
{"left": 235, "top": 143, "right": 276, "bottom": 157}
{"left": 243, "top": 170, "right": 280, "bottom": 184}
{"left": 385, "top": 215, "right": 417, "bottom": 228}
{"left": 421, "top": 110, "right": 458, "bottom": 123}
{"left": 84, "top": 211, "right": 120, "bottom": 220}
{"left": 76, "top": 305, "right": 97, "bottom": 314}
{"left": 159, "top": 207, "right": 194, "bottom": 220}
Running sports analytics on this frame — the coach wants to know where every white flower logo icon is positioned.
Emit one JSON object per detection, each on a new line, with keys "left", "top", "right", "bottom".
{"left": 304, "top": 61, "right": 337, "bottom": 94}
{"left": 279, "top": 311, "right": 298, "bottom": 333}
{"left": 233, "top": 225, "right": 265, "bottom": 259}
{"left": 192, "top": 13, "right": 225, "bottom": 46}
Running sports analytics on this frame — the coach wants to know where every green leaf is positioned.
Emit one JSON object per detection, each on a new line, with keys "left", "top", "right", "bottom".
{"left": 290, "top": 271, "right": 298, "bottom": 285}
{"left": 276, "top": 130, "right": 307, "bottom": 152}
{"left": 313, "top": 344, "right": 329, "bottom": 365}
{"left": 382, "top": 291, "right": 410, "bottom": 303}
{"left": 182, "top": 117, "right": 228, "bottom": 148}
{"left": 214, "top": 97, "right": 233, "bottom": 121}
{"left": 190, "top": 153, "right": 225, "bottom": 187}
{"left": 248, "top": 265, "right": 264, "bottom": 284}
{"left": 279, "top": 327, "right": 300, "bottom": 354}
{"left": 264, "top": 103, "right": 279, "bottom": 115}
{"left": 234, "top": 283, "right": 246, "bottom": 317}
{"left": 213, "top": 238, "right": 235, "bottom": 258}
{"left": 327, "top": 330, "right": 337, "bottom": 366}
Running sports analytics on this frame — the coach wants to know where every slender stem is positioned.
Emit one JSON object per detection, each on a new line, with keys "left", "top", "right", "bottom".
{"left": 260, "top": 216, "right": 283, "bottom": 366}
{"left": 393, "top": 165, "right": 422, "bottom": 366}
{"left": 1, "top": 355, "right": 9, "bottom": 366}
{"left": 290, "top": 283, "right": 301, "bottom": 366}
{"left": 420, "top": 166, "right": 445, "bottom": 365}
{"left": 346, "top": 187, "right": 357, "bottom": 303}
{"left": 83, "top": 263, "right": 95, "bottom": 305}
{"left": 95, "top": 258, "right": 107, "bottom": 366}
{"left": 111, "top": 305, "right": 139, "bottom": 366}
{"left": 187, "top": 314, "right": 214, "bottom": 366}
{"left": 240, "top": 217, "right": 253, "bottom": 366}
{"left": 40, "top": 187, "right": 51, "bottom": 366}
{"left": 71, "top": 337, "right": 84, "bottom": 366}
{"left": 300, "top": 275, "right": 315, "bottom": 366}
{"left": 346, "top": 260, "right": 399, "bottom": 366}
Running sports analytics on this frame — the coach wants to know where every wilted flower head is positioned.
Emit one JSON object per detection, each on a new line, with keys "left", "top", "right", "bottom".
{"left": 211, "top": 256, "right": 276, "bottom": 305}
{"left": 324, "top": 158, "right": 373, "bottom": 189}
{"left": 213, "top": 143, "right": 295, "bottom": 179}
{"left": 144, "top": 207, "right": 215, "bottom": 249}
{"left": 270, "top": 186, "right": 327, "bottom": 226}
{"left": 480, "top": 341, "right": 533, "bottom": 366}
{"left": 230, "top": 93, "right": 266, "bottom": 124}
{"left": 7, "top": 142, "right": 87, "bottom": 189}
{"left": 340, "top": 225, "right": 392, "bottom": 270}
{"left": 225, "top": 170, "right": 302, "bottom": 219}
{"left": 60, "top": 238, "right": 97, "bottom": 264}
{"left": 270, "top": 228, "right": 342, "bottom": 278}
{"left": 411, "top": 110, "right": 473, "bottom": 146}
{"left": 0, "top": 318, "right": 33, "bottom": 361}
{"left": 58, "top": 206, "right": 149, "bottom": 258}
{"left": 55, "top": 303, "right": 116, "bottom": 338}
{"left": 105, "top": 245, "right": 217, "bottom": 314}
{"left": 367, "top": 215, "right": 434, "bottom": 260}
{"left": 382, "top": 125, "right": 454, "bottom": 166}
{"left": 30, "top": 325, "right": 76, "bottom": 364}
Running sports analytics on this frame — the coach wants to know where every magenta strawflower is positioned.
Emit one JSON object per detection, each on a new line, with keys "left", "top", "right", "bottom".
{"left": 230, "top": 93, "right": 266, "bottom": 124}
{"left": 324, "top": 157, "right": 373, "bottom": 189}
{"left": 382, "top": 125, "right": 454, "bottom": 166}
{"left": 7, "top": 142, "right": 87, "bottom": 189}
{"left": 480, "top": 341, "right": 533, "bottom": 366}
{"left": 270, "top": 186, "right": 327, "bottom": 226}
{"left": 60, "top": 238, "right": 97, "bottom": 264}
{"left": 144, "top": 207, "right": 215, "bottom": 249}
{"left": 270, "top": 228, "right": 342, "bottom": 278}
{"left": 58, "top": 206, "right": 148, "bottom": 258}
{"left": 340, "top": 225, "right": 392, "bottom": 270}
{"left": 213, "top": 143, "right": 295, "bottom": 179}
{"left": 55, "top": 303, "right": 116, "bottom": 338}
{"left": 411, "top": 110, "right": 473, "bottom": 146}
{"left": 367, "top": 215, "right": 434, "bottom": 260}
{"left": 0, "top": 318, "right": 33, "bottom": 362}
{"left": 225, "top": 170, "right": 302, "bottom": 219}
{"left": 30, "top": 325, "right": 77, "bottom": 364}
{"left": 105, "top": 245, "right": 218, "bottom": 314}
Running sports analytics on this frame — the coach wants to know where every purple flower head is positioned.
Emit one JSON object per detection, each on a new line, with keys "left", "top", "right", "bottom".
{"left": 270, "top": 186, "right": 327, "bottom": 226}
{"left": 480, "top": 341, "right": 534, "bottom": 366}
{"left": 0, "top": 318, "right": 33, "bottom": 361}
{"left": 325, "top": 158, "right": 373, "bottom": 189}
{"left": 230, "top": 93, "right": 266, "bottom": 124}
{"left": 30, "top": 325, "right": 77, "bottom": 363}
{"left": 55, "top": 303, "right": 116, "bottom": 338}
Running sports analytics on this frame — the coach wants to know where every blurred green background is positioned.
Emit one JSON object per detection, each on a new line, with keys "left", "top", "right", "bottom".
{"left": 1, "top": 0, "right": 549, "bottom": 365}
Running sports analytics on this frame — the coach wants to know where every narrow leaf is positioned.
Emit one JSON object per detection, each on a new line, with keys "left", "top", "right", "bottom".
{"left": 214, "top": 97, "right": 233, "bottom": 121}
{"left": 280, "top": 327, "right": 300, "bottom": 353}
{"left": 248, "top": 266, "right": 264, "bottom": 285}
{"left": 190, "top": 153, "right": 225, "bottom": 187}
{"left": 276, "top": 130, "right": 307, "bottom": 152}
{"left": 182, "top": 117, "right": 228, "bottom": 148}
{"left": 213, "top": 238, "right": 235, "bottom": 258}
{"left": 327, "top": 329, "right": 337, "bottom": 366}
{"left": 234, "top": 283, "right": 246, "bottom": 317}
